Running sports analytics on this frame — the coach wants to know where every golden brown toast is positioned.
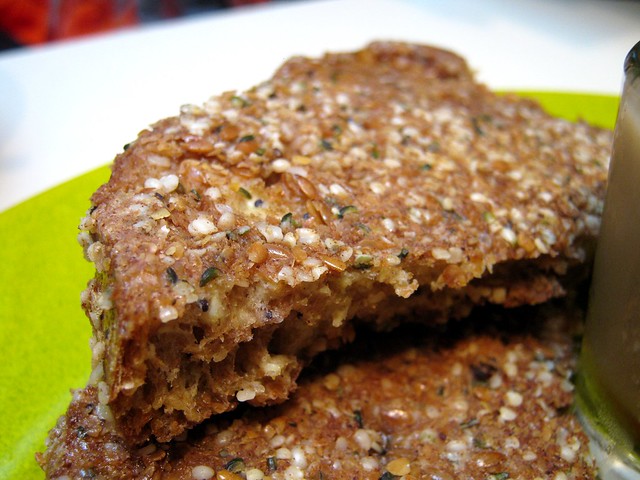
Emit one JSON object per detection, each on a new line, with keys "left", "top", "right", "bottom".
{"left": 38, "top": 302, "right": 596, "bottom": 478}
{"left": 75, "top": 42, "right": 610, "bottom": 445}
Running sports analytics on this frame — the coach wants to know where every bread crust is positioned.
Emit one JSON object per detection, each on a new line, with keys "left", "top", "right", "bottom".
{"left": 76, "top": 42, "right": 611, "bottom": 444}
{"left": 38, "top": 302, "right": 596, "bottom": 479}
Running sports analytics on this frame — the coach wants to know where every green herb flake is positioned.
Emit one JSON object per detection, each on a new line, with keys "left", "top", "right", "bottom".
{"left": 354, "top": 254, "right": 374, "bottom": 269}
{"left": 421, "top": 163, "right": 433, "bottom": 171}
{"left": 472, "top": 115, "right": 492, "bottom": 136}
{"left": 166, "top": 267, "right": 178, "bottom": 285}
{"left": 231, "top": 95, "right": 249, "bottom": 108}
{"left": 332, "top": 124, "right": 342, "bottom": 136}
{"left": 488, "top": 473, "right": 509, "bottom": 480}
{"left": 190, "top": 189, "right": 201, "bottom": 201}
{"left": 280, "top": 212, "right": 299, "bottom": 228}
{"left": 356, "top": 222, "right": 371, "bottom": 234}
{"left": 255, "top": 147, "right": 266, "bottom": 156}
{"left": 199, "top": 267, "right": 221, "bottom": 287}
{"left": 337, "top": 205, "right": 358, "bottom": 219}
{"left": 371, "top": 143, "right": 380, "bottom": 159}
{"left": 427, "top": 141, "right": 441, "bottom": 153}
{"left": 460, "top": 418, "right": 479, "bottom": 429}
{"left": 123, "top": 142, "right": 131, "bottom": 151}
{"left": 353, "top": 409, "right": 364, "bottom": 428}
{"left": 473, "top": 436, "right": 488, "bottom": 449}
{"left": 224, "top": 457, "right": 246, "bottom": 473}
{"left": 320, "top": 139, "right": 333, "bottom": 151}
{"left": 238, "top": 187, "right": 252, "bottom": 200}
{"left": 266, "top": 456, "right": 277, "bottom": 472}
{"left": 482, "top": 211, "right": 496, "bottom": 223}
{"left": 239, "top": 134, "right": 256, "bottom": 143}
{"left": 398, "top": 248, "right": 409, "bottom": 260}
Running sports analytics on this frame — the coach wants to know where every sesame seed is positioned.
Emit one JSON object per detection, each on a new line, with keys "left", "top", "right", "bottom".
{"left": 158, "top": 174, "right": 180, "bottom": 193}
{"left": 470, "top": 192, "right": 489, "bottom": 203}
{"left": 144, "top": 178, "right": 161, "bottom": 190}
{"left": 560, "top": 445, "right": 577, "bottom": 462}
{"left": 432, "top": 248, "right": 451, "bottom": 260}
{"left": 499, "top": 407, "right": 517, "bottom": 421}
{"left": 506, "top": 390, "right": 523, "bottom": 407}
{"left": 447, "top": 440, "right": 467, "bottom": 452}
{"left": 269, "top": 435, "right": 286, "bottom": 448}
{"left": 369, "top": 181, "right": 386, "bottom": 194}
{"left": 147, "top": 154, "right": 171, "bottom": 167}
{"left": 283, "top": 465, "right": 304, "bottom": 480}
{"left": 217, "top": 212, "right": 236, "bottom": 230}
{"left": 272, "top": 158, "right": 291, "bottom": 173}
{"left": 159, "top": 306, "right": 178, "bottom": 323}
{"left": 257, "top": 223, "right": 284, "bottom": 243}
{"left": 335, "top": 436, "right": 348, "bottom": 451}
{"left": 354, "top": 429, "right": 373, "bottom": 451}
{"left": 534, "top": 237, "right": 549, "bottom": 254}
{"left": 504, "top": 362, "right": 518, "bottom": 378}
{"left": 296, "top": 228, "right": 319, "bottom": 245}
{"left": 205, "top": 187, "right": 221, "bottom": 200}
{"left": 245, "top": 468, "right": 264, "bottom": 480}
{"left": 504, "top": 436, "right": 520, "bottom": 449}
{"left": 275, "top": 447, "right": 292, "bottom": 460}
{"left": 291, "top": 446, "right": 307, "bottom": 468}
{"left": 360, "top": 456, "right": 379, "bottom": 471}
{"left": 500, "top": 227, "right": 517, "bottom": 245}
{"left": 236, "top": 389, "right": 257, "bottom": 402}
{"left": 329, "top": 183, "right": 349, "bottom": 197}
{"left": 441, "top": 197, "right": 454, "bottom": 211}
{"left": 192, "top": 465, "right": 215, "bottom": 480}
{"left": 188, "top": 216, "right": 218, "bottom": 236}
{"left": 382, "top": 218, "right": 396, "bottom": 232}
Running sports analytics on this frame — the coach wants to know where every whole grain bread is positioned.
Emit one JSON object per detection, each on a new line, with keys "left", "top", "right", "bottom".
{"left": 75, "top": 42, "right": 610, "bottom": 445}
{"left": 38, "top": 302, "right": 596, "bottom": 479}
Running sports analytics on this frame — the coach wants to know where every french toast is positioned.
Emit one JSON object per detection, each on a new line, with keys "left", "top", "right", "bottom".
{"left": 74, "top": 42, "right": 610, "bottom": 445}
{"left": 38, "top": 302, "right": 596, "bottom": 478}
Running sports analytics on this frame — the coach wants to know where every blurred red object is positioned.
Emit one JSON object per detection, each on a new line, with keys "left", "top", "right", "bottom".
{"left": 0, "top": 0, "right": 269, "bottom": 47}
{"left": 0, "top": 0, "right": 138, "bottom": 44}
{"left": 51, "top": 0, "right": 139, "bottom": 41}
{"left": 0, "top": 0, "right": 50, "bottom": 44}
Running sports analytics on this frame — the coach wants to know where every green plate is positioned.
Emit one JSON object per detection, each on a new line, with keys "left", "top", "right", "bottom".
{"left": 0, "top": 92, "right": 618, "bottom": 478}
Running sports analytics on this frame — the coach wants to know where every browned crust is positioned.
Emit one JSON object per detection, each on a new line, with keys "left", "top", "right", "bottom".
{"left": 75, "top": 41, "right": 611, "bottom": 444}
{"left": 38, "top": 302, "right": 596, "bottom": 479}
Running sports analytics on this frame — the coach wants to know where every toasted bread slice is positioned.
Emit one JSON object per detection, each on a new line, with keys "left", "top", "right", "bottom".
{"left": 76, "top": 42, "right": 610, "bottom": 444}
{"left": 39, "top": 302, "right": 595, "bottom": 478}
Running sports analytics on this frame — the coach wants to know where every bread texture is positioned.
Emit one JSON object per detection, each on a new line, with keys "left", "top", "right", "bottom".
{"left": 75, "top": 42, "right": 610, "bottom": 445}
{"left": 38, "top": 302, "right": 596, "bottom": 479}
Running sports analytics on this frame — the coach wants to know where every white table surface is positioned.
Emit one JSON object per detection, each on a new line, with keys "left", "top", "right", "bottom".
{"left": 0, "top": 0, "right": 638, "bottom": 213}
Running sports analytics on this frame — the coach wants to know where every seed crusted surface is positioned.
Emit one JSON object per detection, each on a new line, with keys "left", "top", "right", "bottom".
{"left": 77, "top": 42, "right": 611, "bottom": 444}
{"left": 38, "top": 303, "right": 596, "bottom": 479}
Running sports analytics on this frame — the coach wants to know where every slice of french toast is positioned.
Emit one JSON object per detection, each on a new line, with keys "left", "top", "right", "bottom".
{"left": 76, "top": 42, "right": 610, "bottom": 444}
